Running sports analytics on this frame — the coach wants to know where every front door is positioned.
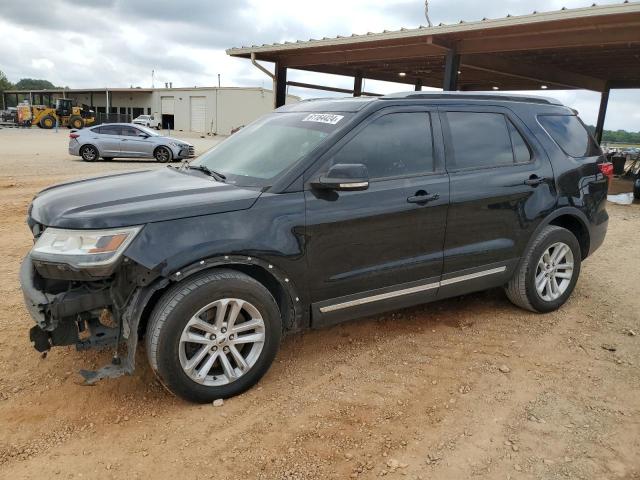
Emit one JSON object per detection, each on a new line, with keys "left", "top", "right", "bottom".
{"left": 304, "top": 108, "right": 449, "bottom": 326}
{"left": 120, "top": 125, "right": 154, "bottom": 157}
{"left": 438, "top": 106, "right": 556, "bottom": 295}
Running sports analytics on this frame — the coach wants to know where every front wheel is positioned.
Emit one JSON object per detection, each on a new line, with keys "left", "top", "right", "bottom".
{"left": 505, "top": 225, "right": 581, "bottom": 313}
{"left": 154, "top": 146, "right": 172, "bottom": 163}
{"left": 146, "top": 269, "right": 282, "bottom": 403}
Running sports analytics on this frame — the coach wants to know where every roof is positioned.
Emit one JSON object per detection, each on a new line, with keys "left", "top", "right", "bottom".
{"left": 228, "top": 1, "right": 640, "bottom": 92}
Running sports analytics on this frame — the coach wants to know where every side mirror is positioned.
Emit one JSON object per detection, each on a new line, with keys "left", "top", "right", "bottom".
{"left": 311, "top": 163, "right": 369, "bottom": 191}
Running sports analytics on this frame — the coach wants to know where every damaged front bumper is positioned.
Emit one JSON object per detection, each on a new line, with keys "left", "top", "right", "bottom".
{"left": 20, "top": 254, "right": 166, "bottom": 384}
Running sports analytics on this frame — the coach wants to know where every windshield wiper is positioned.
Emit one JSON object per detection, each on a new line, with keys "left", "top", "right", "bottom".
{"left": 186, "top": 164, "right": 226, "bottom": 182}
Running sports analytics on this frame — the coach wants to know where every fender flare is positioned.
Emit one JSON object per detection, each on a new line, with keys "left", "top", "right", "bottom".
{"left": 520, "top": 207, "right": 591, "bottom": 264}
{"left": 168, "top": 254, "right": 304, "bottom": 331}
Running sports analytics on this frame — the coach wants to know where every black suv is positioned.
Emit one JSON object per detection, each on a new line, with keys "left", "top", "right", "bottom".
{"left": 21, "top": 93, "right": 611, "bottom": 403}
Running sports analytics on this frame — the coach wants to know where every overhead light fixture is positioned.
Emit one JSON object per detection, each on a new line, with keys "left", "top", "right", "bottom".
{"left": 457, "top": 70, "right": 461, "bottom": 74}
{"left": 398, "top": 72, "right": 407, "bottom": 77}
{"left": 541, "top": 85, "right": 548, "bottom": 89}
{"left": 492, "top": 86, "right": 499, "bottom": 90}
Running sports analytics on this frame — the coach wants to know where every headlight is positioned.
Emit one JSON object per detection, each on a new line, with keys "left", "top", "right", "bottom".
{"left": 31, "top": 226, "right": 142, "bottom": 269}
{"left": 169, "top": 142, "right": 187, "bottom": 148}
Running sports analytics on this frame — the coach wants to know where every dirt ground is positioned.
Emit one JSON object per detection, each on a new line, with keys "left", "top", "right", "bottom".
{"left": 0, "top": 127, "right": 639, "bottom": 480}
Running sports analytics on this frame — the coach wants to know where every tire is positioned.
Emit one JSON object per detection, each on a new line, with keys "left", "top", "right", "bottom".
{"left": 154, "top": 146, "right": 172, "bottom": 163}
{"left": 80, "top": 144, "right": 98, "bottom": 162}
{"left": 40, "top": 115, "right": 55, "bottom": 129}
{"left": 505, "top": 225, "right": 581, "bottom": 313}
{"left": 634, "top": 177, "right": 640, "bottom": 200}
{"left": 69, "top": 116, "right": 84, "bottom": 129}
{"left": 146, "top": 269, "right": 282, "bottom": 403}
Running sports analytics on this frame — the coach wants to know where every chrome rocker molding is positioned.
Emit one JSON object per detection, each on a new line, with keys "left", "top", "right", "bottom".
{"left": 319, "top": 265, "right": 506, "bottom": 313}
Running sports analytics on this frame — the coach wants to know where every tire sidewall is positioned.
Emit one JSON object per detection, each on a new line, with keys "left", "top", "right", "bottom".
{"left": 153, "top": 274, "right": 282, "bottom": 403}
{"left": 80, "top": 145, "right": 97, "bottom": 162}
{"left": 155, "top": 146, "right": 172, "bottom": 163}
{"left": 525, "top": 228, "right": 581, "bottom": 313}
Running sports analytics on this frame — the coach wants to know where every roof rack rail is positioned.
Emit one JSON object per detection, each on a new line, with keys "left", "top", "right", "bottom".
{"left": 381, "top": 91, "right": 563, "bottom": 106}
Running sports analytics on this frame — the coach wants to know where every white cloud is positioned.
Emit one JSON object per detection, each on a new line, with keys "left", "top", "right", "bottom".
{"left": 0, "top": 0, "right": 637, "bottom": 130}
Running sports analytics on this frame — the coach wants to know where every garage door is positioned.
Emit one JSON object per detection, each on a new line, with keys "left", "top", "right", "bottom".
{"left": 161, "top": 96, "right": 175, "bottom": 115}
{"left": 190, "top": 96, "right": 206, "bottom": 133}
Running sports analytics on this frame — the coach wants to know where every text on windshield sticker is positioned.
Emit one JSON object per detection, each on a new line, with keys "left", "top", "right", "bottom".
{"left": 302, "top": 113, "right": 344, "bottom": 125}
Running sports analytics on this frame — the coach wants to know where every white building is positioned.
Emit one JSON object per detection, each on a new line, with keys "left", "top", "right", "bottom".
{"left": 4, "top": 87, "right": 300, "bottom": 135}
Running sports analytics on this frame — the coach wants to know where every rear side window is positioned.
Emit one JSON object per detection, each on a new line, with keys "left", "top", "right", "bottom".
{"left": 98, "top": 125, "right": 122, "bottom": 135}
{"left": 330, "top": 112, "right": 434, "bottom": 179}
{"left": 538, "top": 115, "right": 600, "bottom": 157}
{"left": 443, "top": 112, "right": 530, "bottom": 169}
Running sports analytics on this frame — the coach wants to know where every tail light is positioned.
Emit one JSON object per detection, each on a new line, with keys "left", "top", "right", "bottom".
{"left": 69, "top": 133, "right": 79, "bottom": 139}
{"left": 598, "top": 162, "right": 613, "bottom": 180}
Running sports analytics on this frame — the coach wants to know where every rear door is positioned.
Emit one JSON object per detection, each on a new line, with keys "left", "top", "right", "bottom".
{"left": 93, "top": 124, "right": 123, "bottom": 155}
{"left": 305, "top": 107, "right": 449, "bottom": 325}
{"left": 438, "top": 106, "right": 555, "bottom": 294}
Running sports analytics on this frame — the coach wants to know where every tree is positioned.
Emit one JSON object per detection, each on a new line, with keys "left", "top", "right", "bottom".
{"left": 0, "top": 70, "right": 13, "bottom": 108}
{"left": 13, "top": 78, "right": 57, "bottom": 90}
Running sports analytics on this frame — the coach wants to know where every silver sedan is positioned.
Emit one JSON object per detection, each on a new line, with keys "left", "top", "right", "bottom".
{"left": 69, "top": 123, "right": 195, "bottom": 162}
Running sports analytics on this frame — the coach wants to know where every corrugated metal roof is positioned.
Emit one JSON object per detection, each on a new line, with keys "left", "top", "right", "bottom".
{"left": 227, "top": 1, "right": 640, "bottom": 55}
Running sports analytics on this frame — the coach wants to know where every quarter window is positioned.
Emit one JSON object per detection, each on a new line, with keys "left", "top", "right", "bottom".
{"left": 329, "top": 112, "right": 434, "bottom": 179}
{"left": 538, "top": 114, "right": 600, "bottom": 157}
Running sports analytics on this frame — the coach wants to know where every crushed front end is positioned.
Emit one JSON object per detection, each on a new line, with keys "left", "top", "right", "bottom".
{"left": 20, "top": 221, "right": 162, "bottom": 383}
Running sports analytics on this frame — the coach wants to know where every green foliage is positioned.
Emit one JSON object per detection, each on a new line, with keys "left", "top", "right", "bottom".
{"left": 586, "top": 125, "right": 640, "bottom": 144}
{"left": 13, "top": 78, "right": 57, "bottom": 90}
{"left": 0, "top": 70, "right": 13, "bottom": 93}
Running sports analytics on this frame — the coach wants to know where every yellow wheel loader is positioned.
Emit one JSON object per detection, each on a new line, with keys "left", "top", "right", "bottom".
{"left": 31, "top": 98, "right": 96, "bottom": 129}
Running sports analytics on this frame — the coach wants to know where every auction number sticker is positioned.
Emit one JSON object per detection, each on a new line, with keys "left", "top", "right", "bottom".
{"left": 302, "top": 113, "right": 344, "bottom": 125}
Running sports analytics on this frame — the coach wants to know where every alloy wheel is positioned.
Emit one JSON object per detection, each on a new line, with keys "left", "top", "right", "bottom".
{"left": 535, "top": 241, "right": 574, "bottom": 301}
{"left": 178, "top": 298, "right": 266, "bottom": 386}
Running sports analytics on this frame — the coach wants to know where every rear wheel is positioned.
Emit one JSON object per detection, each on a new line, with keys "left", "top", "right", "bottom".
{"left": 146, "top": 269, "right": 282, "bottom": 403}
{"left": 80, "top": 144, "right": 98, "bottom": 162}
{"left": 505, "top": 225, "right": 581, "bottom": 313}
{"left": 40, "top": 115, "right": 55, "bottom": 129}
{"left": 634, "top": 177, "right": 640, "bottom": 200}
{"left": 154, "top": 146, "right": 172, "bottom": 163}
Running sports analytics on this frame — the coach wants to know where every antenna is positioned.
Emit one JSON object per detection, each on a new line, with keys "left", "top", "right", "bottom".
{"left": 424, "top": 0, "right": 433, "bottom": 27}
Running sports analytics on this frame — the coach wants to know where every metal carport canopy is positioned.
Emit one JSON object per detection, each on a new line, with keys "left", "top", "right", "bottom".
{"left": 227, "top": 1, "right": 640, "bottom": 142}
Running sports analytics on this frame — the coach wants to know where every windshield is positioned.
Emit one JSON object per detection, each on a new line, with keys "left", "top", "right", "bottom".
{"left": 137, "top": 115, "right": 150, "bottom": 120}
{"left": 136, "top": 125, "right": 160, "bottom": 136}
{"left": 192, "top": 112, "right": 349, "bottom": 186}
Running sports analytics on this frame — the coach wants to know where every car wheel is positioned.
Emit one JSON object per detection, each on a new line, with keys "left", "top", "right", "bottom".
{"left": 505, "top": 225, "right": 581, "bottom": 313}
{"left": 40, "top": 115, "right": 55, "bottom": 129}
{"left": 634, "top": 177, "right": 640, "bottom": 200}
{"left": 145, "top": 269, "right": 282, "bottom": 403}
{"left": 154, "top": 146, "right": 172, "bottom": 163}
{"left": 80, "top": 145, "right": 98, "bottom": 162}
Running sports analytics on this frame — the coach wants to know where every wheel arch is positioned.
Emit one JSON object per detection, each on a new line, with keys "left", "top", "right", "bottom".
{"left": 79, "top": 142, "right": 102, "bottom": 156}
{"left": 135, "top": 255, "right": 304, "bottom": 341}
{"left": 527, "top": 208, "right": 591, "bottom": 261}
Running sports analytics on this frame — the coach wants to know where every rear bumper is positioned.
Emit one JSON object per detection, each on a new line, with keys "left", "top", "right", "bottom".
{"left": 587, "top": 209, "right": 608, "bottom": 257}
{"left": 68, "top": 141, "right": 80, "bottom": 156}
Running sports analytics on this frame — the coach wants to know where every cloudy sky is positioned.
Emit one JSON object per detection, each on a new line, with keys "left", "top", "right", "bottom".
{"left": 1, "top": 0, "right": 638, "bottom": 130}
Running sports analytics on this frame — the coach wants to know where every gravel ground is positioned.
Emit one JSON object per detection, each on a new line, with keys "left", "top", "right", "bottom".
{"left": 0, "top": 127, "right": 639, "bottom": 479}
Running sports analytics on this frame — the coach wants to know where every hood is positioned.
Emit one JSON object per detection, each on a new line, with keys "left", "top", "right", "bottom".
{"left": 29, "top": 168, "right": 262, "bottom": 229}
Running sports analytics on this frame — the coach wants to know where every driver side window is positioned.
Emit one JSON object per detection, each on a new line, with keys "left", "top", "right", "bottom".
{"left": 327, "top": 112, "right": 434, "bottom": 180}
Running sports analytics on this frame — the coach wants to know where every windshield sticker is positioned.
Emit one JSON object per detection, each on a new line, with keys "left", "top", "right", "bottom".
{"left": 302, "top": 113, "right": 344, "bottom": 125}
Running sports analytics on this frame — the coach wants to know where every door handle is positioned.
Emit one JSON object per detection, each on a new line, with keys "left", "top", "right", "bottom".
{"left": 407, "top": 191, "right": 440, "bottom": 204}
{"left": 121, "top": 139, "right": 128, "bottom": 141}
{"left": 524, "top": 175, "right": 546, "bottom": 186}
